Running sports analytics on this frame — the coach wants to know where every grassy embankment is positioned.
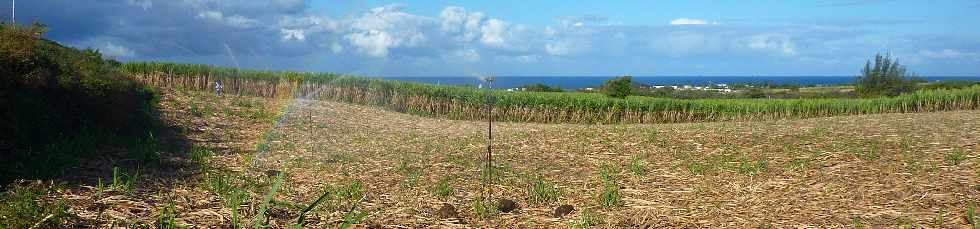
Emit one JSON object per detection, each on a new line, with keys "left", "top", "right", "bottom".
{"left": 124, "top": 62, "right": 980, "bottom": 124}
{"left": 0, "top": 23, "right": 163, "bottom": 227}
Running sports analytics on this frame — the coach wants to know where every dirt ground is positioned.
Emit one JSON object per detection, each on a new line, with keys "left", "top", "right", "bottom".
{"left": 55, "top": 89, "right": 979, "bottom": 228}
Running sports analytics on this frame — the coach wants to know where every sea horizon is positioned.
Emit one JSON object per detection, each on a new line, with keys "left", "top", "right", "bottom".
{"left": 377, "top": 76, "right": 980, "bottom": 89}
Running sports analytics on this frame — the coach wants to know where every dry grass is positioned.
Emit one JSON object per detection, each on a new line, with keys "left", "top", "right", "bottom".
{"left": 250, "top": 97, "right": 979, "bottom": 227}
{"left": 34, "top": 89, "right": 980, "bottom": 227}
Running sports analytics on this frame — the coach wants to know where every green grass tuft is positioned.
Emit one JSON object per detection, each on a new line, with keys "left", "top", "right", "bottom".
{"left": 945, "top": 150, "right": 967, "bottom": 165}
{"left": 433, "top": 177, "right": 454, "bottom": 198}
{"left": 598, "top": 166, "right": 623, "bottom": 208}
{"left": 526, "top": 176, "right": 560, "bottom": 205}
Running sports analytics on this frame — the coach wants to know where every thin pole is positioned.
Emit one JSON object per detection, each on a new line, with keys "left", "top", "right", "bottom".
{"left": 485, "top": 76, "right": 494, "bottom": 201}
{"left": 11, "top": 0, "right": 14, "bottom": 24}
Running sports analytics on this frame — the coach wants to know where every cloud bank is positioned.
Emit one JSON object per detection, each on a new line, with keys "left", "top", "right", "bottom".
{"left": 11, "top": 1, "right": 980, "bottom": 76}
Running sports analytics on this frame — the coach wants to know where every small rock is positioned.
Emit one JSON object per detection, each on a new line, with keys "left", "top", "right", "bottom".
{"left": 553, "top": 204, "right": 574, "bottom": 218}
{"left": 264, "top": 169, "right": 280, "bottom": 177}
{"left": 436, "top": 203, "right": 457, "bottom": 219}
{"left": 496, "top": 199, "right": 517, "bottom": 213}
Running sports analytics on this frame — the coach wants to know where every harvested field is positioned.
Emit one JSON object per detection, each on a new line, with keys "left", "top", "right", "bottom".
{"left": 45, "top": 89, "right": 979, "bottom": 227}
{"left": 250, "top": 95, "right": 980, "bottom": 227}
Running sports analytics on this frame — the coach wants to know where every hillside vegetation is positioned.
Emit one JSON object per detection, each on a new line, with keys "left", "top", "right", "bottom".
{"left": 0, "top": 23, "right": 161, "bottom": 184}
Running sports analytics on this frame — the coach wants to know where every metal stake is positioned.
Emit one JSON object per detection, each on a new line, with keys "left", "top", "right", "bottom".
{"left": 484, "top": 76, "right": 495, "bottom": 201}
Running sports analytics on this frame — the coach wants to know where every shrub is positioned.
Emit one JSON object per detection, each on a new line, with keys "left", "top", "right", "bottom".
{"left": 601, "top": 76, "right": 633, "bottom": 99}
{"left": 1, "top": 23, "right": 161, "bottom": 183}
{"left": 856, "top": 53, "right": 918, "bottom": 97}
{"left": 521, "top": 83, "right": 563, "bottom": 92}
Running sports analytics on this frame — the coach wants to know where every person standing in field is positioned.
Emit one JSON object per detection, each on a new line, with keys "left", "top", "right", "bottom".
{"left": 214, "top": 80, "right": 222, "bottom": 96}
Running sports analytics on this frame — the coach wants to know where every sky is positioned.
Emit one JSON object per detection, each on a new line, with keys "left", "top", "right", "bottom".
{"left": 6, "top": 0, "right": 980, "bottom": 76}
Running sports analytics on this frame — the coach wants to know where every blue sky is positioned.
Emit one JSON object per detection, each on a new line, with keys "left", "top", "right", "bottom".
{"left": 9, "top": 0, "right": 980, "bottom": 76}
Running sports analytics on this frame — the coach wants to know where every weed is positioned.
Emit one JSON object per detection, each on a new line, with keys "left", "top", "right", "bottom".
{"left": 445, "top": 154, "right": 474, "bottom": 167}
{"left": 526, "top": 176, "right": 560, "bottom": 205}
{"left": 227, "top": 189, "right": 248, "bottom": 228}
{"left": 255, "top": 142, "right": 270, "bottom": 153}
{"left": 340, "top": 209, "right": 368, "bottom": 229}
{"left": 204, "top": 171, "right": 248, "bottom": 227}
{"left": 0, "top": 182, "right": 69, "bottom": 228}
{"left": 189, "top": 148, "right": 212, "bottom": 166}
{"left": 968, "top": 202, "right": 977, "bottom": 227}
{"left": 855, "top": 145, "right": 880, "bottom": 161}
{"left": 297, "top": 187, "right": 333, "bottom": 226}
{"left": 852, "top": 217, "right": 863, "bottom": 229}
{"left": 254, "top": 172, "right": 285, "bottom": 228}
{"left": 737, "top": 156, "right": 768, "bottom": 175}
{"left": 686, "top": 161, "right": 710, "bottom": 175}
{"left": 95, "top": 178, "right": 105, "bottom": 200}
{"left": 788, "top": 158, "right": 809, "bottom": 171}
{"left": 327, "top": 152, "right": 356, "bottom": 164}
{"left": 337, "top": 181, "right": 364, "bottom": 201}
{"left": 131, "top": 132, "right": 161, "bottom": 165}
{"left": 405, "top": 171, "right": 422, "bottom": 187}
{"left": 928, "top": 161, "right": 939, "bottom": 173}
{"left": 157, "top": 199, "right": 179, "bottom": 229}
{"left": 646, "top": 128, "right": 658, "bottom": 142}
{"left": 433, "top": 177, "right": 454, "bottom": 198}
{"left": 571, "top": 209, "right": 602, "bottom": 228}
{"left": 629, "top": 155, "right": 647, "bottom": 176}
{"left": 598, "top": 166, "right": 623, "bottom": 208}
{"left": 900, "top": 137, "right": 914, "bottom": 153}
{"left": 945, "top": 150, "right": 967, "bottom": 165}
{"left": 111, "top": 167, "right": 137, "bottom": 194}
{"left": 397, "top": 154, "right": 417, "bottom": 173}
{"left": 480, "top": 165, "right": 505, "bottom": 183}
{"left": 470, "top": 197, "right": 497, "bottom": 219}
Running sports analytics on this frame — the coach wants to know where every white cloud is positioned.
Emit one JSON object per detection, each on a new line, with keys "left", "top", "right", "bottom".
{"left": 330, "top": 42, "right": 344, "bottom": 54}
{"left": 743, "top": 34, "right": 796, "bottom": 56}
{"left": 651, "top": 31, "right": 721, "bottom": 56}
{"left": 344, "top": 5, "right": 431, "bottom": 57}
{"left": 279, "top": 15, "right": 339, "bottom": 32}
{"left": 280, "top": 29, "right": 305, "bottom": 41}
{"left": 919, "top": 49, "right": 971, "bottom": 59}
{"left": 480, "top": 19, "right": 509, "bottom": 47}
{"left": 452, "top": 48, "right": 481, "bottom": 62}
{"left": 102, "top": 42, "right": 136, "bottom": 58}
{"left": 197, "top": 10, "right": 258, "bottom": 29}
{"left": 439, "top": 6, "right": 486, "bottom": 42}
{"left": 670, "top": 18, "right": 718, "bottom": 25}
{"left": 545, "top": 39, "right": 590, "bottom": 56}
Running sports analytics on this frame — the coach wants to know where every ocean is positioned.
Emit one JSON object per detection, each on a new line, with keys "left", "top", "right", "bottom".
{"left": 378, "top": 76, "right": 980, "bottom": 89}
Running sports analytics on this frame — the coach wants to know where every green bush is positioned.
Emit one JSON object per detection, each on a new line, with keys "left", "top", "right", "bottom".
{"left": 0, "top": 23, "right": 161, "bottom": 183}
{"left": 601, "top": 76, "right": 633, "bottom": 99}
{"left": 521, "top": 83, "right": 563, "bottom": 92}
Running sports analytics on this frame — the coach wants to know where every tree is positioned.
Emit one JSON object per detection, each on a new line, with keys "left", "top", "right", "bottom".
{"left": 521, "top": 83, "right": 562, "bottom": 92}
{"left": 601, "top": 76, "right": 633, "bottom": 99}
{"left": 856, "top": 53, "right": 918, "bottom": 97}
